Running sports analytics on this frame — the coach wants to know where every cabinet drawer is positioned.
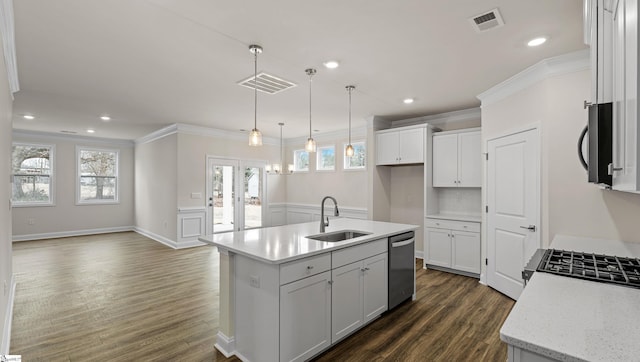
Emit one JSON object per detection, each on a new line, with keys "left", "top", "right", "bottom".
{"left": 425, "top": 218, "right": 480, "bottom": 233}
{"left": 332, "top": 238, "right": 387, "bottom": 269}
{"left": 280, "top": 253, "right": 331, "bottom": 285}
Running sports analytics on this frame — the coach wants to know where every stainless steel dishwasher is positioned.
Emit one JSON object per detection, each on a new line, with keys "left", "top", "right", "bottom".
{"left": 388, "top": 231, "right": 415, "bottom": 310}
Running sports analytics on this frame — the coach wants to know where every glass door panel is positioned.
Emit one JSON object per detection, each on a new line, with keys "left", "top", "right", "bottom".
{"left": 243, "top": 166, "right": 263, "bottom": 230}
{"left": 211, "top": 163, "right": 235, "bottom": 233}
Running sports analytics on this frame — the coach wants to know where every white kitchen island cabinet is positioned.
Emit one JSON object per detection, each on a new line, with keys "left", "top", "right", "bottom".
{"left": 432, "top": 129, "right": 481, "bottom": 187}
{"left": 200, "top": 218, "right": 418, "bottom": 362}
{"left": 376, "top": 125, "right": 425, "bottom": 165}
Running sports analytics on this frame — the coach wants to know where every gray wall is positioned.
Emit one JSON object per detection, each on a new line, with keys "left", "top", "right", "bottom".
{"left": 11, "top": 134, "right": 135, "bottom": 239}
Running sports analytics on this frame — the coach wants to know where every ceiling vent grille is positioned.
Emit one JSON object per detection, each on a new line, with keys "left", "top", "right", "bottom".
{"left": 469, "top": 8, "right": 504, "bottom": 33}
{"left": 237, "top": 72, "right": 297, "bottom": 94}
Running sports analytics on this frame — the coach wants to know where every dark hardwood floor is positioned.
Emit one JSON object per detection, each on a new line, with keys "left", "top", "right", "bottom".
{"left": 11, "top": 232, "right": 514, "bottom": 361}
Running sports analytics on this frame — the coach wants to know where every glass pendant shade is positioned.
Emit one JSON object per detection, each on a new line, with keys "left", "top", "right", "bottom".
{"left": 249, "top": 128, "right": 262, "bottom": 146}
{"left": 305, "top": 137, "right": 317, "bottom": 153}
{"left": 266, "top": 122, "right": 293, "bottom": 175}
{"left": 345, "top": 144, "right": 354, "bottom": 156}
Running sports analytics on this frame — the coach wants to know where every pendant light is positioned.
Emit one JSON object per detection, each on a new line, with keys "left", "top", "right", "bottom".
{"left": 248, "top": 44, "right": 263, "bottom": 146}
{"left": 305, "top": 68, "right": 317, "bottom": 153}
{"left": 266, "top": 123, "right": 294, "bottom": 175}
{"left": 345, "top": 85, "right": 356, "bottom": 156}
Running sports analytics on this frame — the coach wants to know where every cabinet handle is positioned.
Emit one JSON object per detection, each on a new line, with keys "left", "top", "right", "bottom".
{"left": 307, "top": 265, "right": 314, "bottom": 270}
{"left": 328, "top": 280, "right": 333, "bottom": 285}
{"left": 361, "top": 267, "right": 370, "bottom": 272}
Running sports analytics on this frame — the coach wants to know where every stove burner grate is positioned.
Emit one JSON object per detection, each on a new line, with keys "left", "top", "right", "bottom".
{"left": 536, "top": 249, "right": 640, "bottom": 289}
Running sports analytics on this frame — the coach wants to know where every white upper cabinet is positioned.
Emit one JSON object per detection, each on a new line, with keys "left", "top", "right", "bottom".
{"left": 432, "top": 129, "right": 481, "bottom": 187}
{"left": 585, "top": 0, "right": 614, "bottom": 104}
{"left": 376, "top": 126, "right": 425, "bottom": 165}
{"left": 610, "top": 0, "right": 640, "bottom": 192}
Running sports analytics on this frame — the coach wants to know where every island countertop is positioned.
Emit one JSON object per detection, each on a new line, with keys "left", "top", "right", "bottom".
{"left": 198, "top": 218, "right": 419, "bottom": 264}
{"left": 500, "top": 235, "right": 640, "bottom": 362}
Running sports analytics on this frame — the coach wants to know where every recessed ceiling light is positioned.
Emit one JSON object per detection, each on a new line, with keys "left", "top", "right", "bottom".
{"left": 323, "top": 61, "right": 339, "bottom": 69}
{"left": 527, "top": 37, "right": 547, "bottom": 47}
{"left": 87, "top": 129, "right": 95, "bottom": 134}
{"left": 23, "top": 114, "right": 35, "bottom": 120}
{"left": 100, "top": 115, "right": 111, "bottom": 121}
{"left": 403, "top": 98, "right": 414, "bottom": 104}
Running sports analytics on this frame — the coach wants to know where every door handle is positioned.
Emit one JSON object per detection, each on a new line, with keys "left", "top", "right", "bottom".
{"left": 520, "top": 225, "right": 536, "bottom": 232}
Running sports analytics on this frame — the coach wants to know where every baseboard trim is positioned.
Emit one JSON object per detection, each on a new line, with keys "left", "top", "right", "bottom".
{"left": 425, "top": 264, "right": 480, "bottom": 279}
{"left": 134, "top": 227, "right": 177, "bottom": 249}
{"left": 12, "top": 226, "right": 134, "bottom": 242}
{"left": 415, "top": 251, "right": 424, "bottom": 260}
{"left": 214, "top": 331, "right": 235, "bottom": 358}
{"left": 1, "top": 275, "right": 16, "bottom": 355}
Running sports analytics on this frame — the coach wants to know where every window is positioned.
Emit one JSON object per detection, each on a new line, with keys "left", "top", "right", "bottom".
{"left": 11, "top": 143, "right": 55, "bottom": 206}
{"left": 293, "top": 149, "right": 309, "bottom": 172}
{"left": 77, "top": 147, "right": 119, "bottom": 204}
{"left": 317, "top": 145, "right": 335, "bottom": 171}
{"left": 344, "top": 141, "right": 366, "bottom": 170}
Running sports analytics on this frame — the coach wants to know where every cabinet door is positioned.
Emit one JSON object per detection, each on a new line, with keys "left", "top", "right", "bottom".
{"left": 425, "top": 228, "right": 452, "bottom": 268}
{"left": 376, "top": 132, "right": 400, "bottom": 165}
{"left": 331, "top": 262, "right": 364, "bottom": 343}
{"left": 280, "top": 271, "right": 332, "bottom": 362}
{"left": 362, "top": 253, "right": 388, "bottom": 323}
{"left": 398, "top": 128, "right": 424, "bottom": 164}
{"left": 432, "top": 134, "right": 458, "bottom": 187}
{"left": 451, "top": 231, "right": 480, "bottom": 274}
{"left": 458, "top": 131, "right": 482, "bottom": 187}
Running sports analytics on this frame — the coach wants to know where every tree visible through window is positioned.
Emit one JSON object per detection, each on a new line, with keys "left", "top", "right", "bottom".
{"left": 12, "top": 143, "right": 54, "bottom": 205}
{"left": 344, "top": 141, "right": 366, "bottom": 170}
{"left": 78, "top": 148, "right": 119, "bottom": 203}
{"left": 293, "top": 149, "right": 309, "bottom": 171}
{"left": 317, "top": 145, "right": 335, "bottom": 171}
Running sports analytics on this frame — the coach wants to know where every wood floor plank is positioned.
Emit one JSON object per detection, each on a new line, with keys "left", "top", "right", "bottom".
{"left": 11, "top": 232, "right": 514, "bottom": 361}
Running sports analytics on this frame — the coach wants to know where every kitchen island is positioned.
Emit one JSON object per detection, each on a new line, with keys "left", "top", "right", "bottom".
{"left": 199, "top": 218, "right": 418, "bottom": 362}
{"left": 500, "top": 235, "right": 640, "bottom": 362}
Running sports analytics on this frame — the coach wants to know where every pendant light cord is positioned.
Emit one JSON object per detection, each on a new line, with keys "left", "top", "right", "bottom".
{"left": 254, "top": 51, "right": 258, "bottom": 130}
{"left": 348, "top": 87, "right": 352, "bottom": 145}
{"left": 308, "top": 73, "right": 312, "bottom": 138}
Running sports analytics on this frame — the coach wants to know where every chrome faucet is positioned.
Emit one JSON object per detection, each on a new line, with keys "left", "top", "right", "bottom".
{"left": 320, "top": 196, "right": 339, "bottom": 233}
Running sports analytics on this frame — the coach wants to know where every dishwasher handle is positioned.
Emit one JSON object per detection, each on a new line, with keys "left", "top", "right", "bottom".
{"left": 391, "top": 238, "right": 414, "bottom": 248}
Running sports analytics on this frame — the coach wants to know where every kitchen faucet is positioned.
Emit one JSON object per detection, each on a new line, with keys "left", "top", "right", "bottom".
{"left": 320, "top": 196, "right": 339, "bottom": 232}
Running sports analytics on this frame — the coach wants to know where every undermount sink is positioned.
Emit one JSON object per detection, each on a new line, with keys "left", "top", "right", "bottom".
{"left": 306, "top": 230, "right": 371, "bottom": 242}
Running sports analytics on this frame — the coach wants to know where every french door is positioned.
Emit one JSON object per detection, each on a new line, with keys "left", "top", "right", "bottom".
{"left": 206, "top": 157, "right": 267, "bottom": 234}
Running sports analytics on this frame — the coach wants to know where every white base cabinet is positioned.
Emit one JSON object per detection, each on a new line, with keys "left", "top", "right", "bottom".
{"left": 233, "top": 238, "right": 390, "bottom": 362}
{"left": 331, "top": 252, "right": 387, "bottom": 343}
{"left": 424, "top": 218, "right": 481, "bottom": 276}
{"left": 280, "top": 271, "right": 332, "bottom": 362}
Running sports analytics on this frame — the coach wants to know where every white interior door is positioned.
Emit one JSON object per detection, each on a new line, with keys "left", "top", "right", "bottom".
{"left": 207, "top": 157, "right": 266, "bottom": 234}
{"left": 487, "top": 128, "right": 540, "bottom": 300}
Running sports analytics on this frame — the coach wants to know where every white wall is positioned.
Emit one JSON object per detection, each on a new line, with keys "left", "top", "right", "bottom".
{"left": 389, "top": 165, "right": 424, "bottom": 251}
{"left": 0, "top": 30, "right": 13, "bottom": 353}
{"left": 11, "top": 134, "right": 134, "bottom": 239}
{"left": 135, "top": 133, "right": 178, "bottom": 242}
{"left": 482, "top": 68, "right": 640, "bottom": 245}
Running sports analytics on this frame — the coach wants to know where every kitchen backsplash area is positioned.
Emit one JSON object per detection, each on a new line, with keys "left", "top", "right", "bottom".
{"left": 436, "top": 188, "right": 482, "bottom": 217}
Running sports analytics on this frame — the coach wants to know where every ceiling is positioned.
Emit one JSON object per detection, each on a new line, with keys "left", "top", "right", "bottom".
{"left": 11, "top": 0, "right": 586, "bottom": 140}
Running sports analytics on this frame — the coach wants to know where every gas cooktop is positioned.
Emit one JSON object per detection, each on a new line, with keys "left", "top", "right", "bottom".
{"left": 536, "top": 249, "right": 640, "bottom": 289}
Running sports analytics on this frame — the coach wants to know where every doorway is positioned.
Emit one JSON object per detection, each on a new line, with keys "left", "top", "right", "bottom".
{"left": 486, "top": 127, "right": 540, "bottom": 300}
{"left": 206, "top": 157, "right": 267, "bottom": 234}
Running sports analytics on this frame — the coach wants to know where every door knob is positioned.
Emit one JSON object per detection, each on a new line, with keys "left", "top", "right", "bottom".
{"left": 520, "top": 225, "right": 536, "bottom": 232}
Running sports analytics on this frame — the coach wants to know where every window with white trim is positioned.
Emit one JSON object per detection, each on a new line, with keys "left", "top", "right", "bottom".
{"left": 344, "top": 141, "right": 366, "bottom": 170}
{"left": 11, "top": 143, "right": 55, "bottom": 206}
{"left": 316, "top": 145, "right": 335, "bottom": 171}
{"left": 77, "top": 147, "right": 119, "bottom": 204}
{"left": 293, "top": 149, "right": 309, "bottom": 172}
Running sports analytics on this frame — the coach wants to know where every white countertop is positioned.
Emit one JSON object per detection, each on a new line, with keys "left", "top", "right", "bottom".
{"left": 500, "top": 235, "right": 640, "bottom": 362}
{"left": 425, "top": 213, "right": 481, "bottom": 223}
{"left": 198, "top": 218, "right": 418, "bottom": 264}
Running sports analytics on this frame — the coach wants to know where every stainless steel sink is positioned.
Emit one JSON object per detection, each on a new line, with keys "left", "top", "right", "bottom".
{"left": 306, "top": 230, "right": 371, "bottom": 242}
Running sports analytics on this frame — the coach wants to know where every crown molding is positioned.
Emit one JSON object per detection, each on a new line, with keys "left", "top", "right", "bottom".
{"left": 135, "top": 124, "right": 178, "bottom": 145}
{"left": 391, "top": 107, "right": 481, "bottom": 127}
{"left": 0, "top": 0, "right": 19, "bottom": 95}
{"left": 477, "top": 49, "right": 590, "bottom": 106}
{"left": 13, "top": 129, "right": 134, "bottom": 147}
{"left": 136, "top": 123, "right": 280, "bottom": 146}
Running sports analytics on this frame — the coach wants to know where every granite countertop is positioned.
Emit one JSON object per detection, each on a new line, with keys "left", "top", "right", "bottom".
{"left": 425, "top": 213, "right": 482, "bottom": 223}
{"left": 198, "top": 218, "right": 418, "bottom": 264}
{"left": 500, "top": 235, "right": 640, "bottom": 362}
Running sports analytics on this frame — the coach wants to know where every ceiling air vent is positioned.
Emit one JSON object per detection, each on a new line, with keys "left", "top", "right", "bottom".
{"left": 469, "top": 8, "right": 504, "bottom": 33}
{"left": 237, "top": 72, "right": 297, "bottom": 94}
